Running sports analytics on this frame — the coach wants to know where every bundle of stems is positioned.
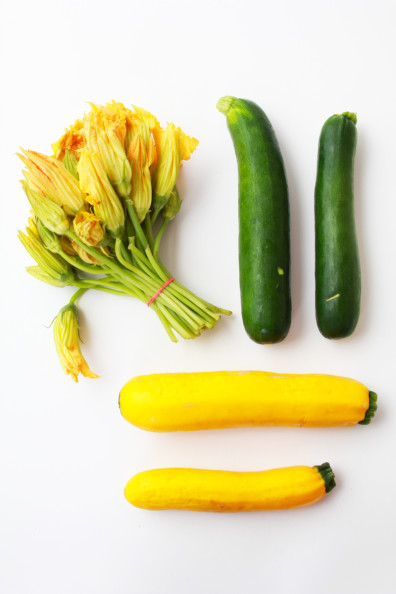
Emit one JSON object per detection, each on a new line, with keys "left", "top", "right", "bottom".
{"left": 18, "top": 102, "right": 231, "bottom": 381}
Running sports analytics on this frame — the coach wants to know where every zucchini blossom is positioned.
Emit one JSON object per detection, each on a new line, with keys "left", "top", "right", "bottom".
{"left": 18, "top": 100, "right": 230, "bottom": 381}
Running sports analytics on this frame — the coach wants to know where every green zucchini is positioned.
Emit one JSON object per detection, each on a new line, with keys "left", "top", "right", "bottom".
{"left": 315, "top": 112, "right": 360, "bottom": 338}
{"left": 217, "top": 96, "right": 291, "bottom": 343}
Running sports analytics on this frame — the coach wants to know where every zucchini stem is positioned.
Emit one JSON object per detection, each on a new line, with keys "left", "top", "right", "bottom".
{"left": 359, "top": 391, "right": 378, "bottom": 425}
{"left": 315, "top": 462, "right": 336, "bottom": 493}
{"left": 216, "top": 96, "right": 236, "bottom": 115}
{"left": 341, "top": 112, "right": 357, "bottom": 125}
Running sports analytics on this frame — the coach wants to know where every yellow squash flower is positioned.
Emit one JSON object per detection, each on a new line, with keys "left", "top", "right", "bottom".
{"left": 78, "top": 150, "right": 125, "bottom": 238}
{"left": 85, "top": 110, "right": 132, "bottom": 197}
{"left": 53, "top": 304, "right": 98, "bottom": 382}
{"left": 59, "top": 236, "right": 78, "bottom": 256}
{"left": 90, "top": 101, "right": 128, "bottom": 146}
{"left": 27, "top": 215, "right": 40, "bottom": 237}
{"left": 153, "top": 123, "right": 198, "bottom": 199}
{"left": 71, "top": 241, "right": 102, "bottom": 265}
{"left": 73, "top": 212, "right": 105, "bottom": 246}
{"left": 18, "top": 99, "right": 229, "bottom": 383}
{"left": 127, "top": 135, "right": 152, "bottom": 222}
{"left": 18, "top": 149, "right": 85, "bottom": 215}
{"left": 125, "top": 105, "right": 159, "bottom": 153}
{"left": 52, "top": 119, "right": 85, "bottom": 161}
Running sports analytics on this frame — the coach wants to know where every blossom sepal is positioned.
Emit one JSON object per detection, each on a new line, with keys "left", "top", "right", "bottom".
{"left": 78, "top": 150, "right": 125, "bottom": 238}
{"left": 36, "top": 219, "right": 63, "bottom": 253}
{"left": 18, "top": 149, "right": 85, "bottom": 215}
{"left": 162, "top": 187, "right": 181, "bottom": 221}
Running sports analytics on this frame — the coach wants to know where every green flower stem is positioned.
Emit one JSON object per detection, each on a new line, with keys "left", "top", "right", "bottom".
{"left": 115, "top": 239, "right": 158, "bottom": 287}
{"left": 75, "top": 280, "right": 131, "bottom": 297}
{"left": 165, "top": 281, "right": 220, "bottom": 323}
{"left": 153, "top": 218, "right": 169, "bottom": 257}
{"left": 151, "top": 224, "right": 232, "bottom": 319}
{"left": 59, "top": 251, "right": 104, "bottom": 275}
{"left": 69, "top": 287, "right": 87, "bottom": 305}
{"left": 64, "top": 223, "right": 230, "bottom": 341}
{"left": 155, "top": 301, "right": 194, "bottom": 339}
{"left": 151, "top": 238, "right": 228, "bottom": 326}
{"left": 149, "top": 302, "right": 177, "bottom": 342}
{"left": 143, "top": 216, "right": 155, "bottom": 251}
{"left": 153, "top": 286, "right": 204, "bottom": 333}
{"left": 128, "top": 243, "right": 158, "bottom": 278}
{"left": 115, "top": 239, "right": 203, "bottom": 332}
{"left": 126, "top": 200, "right": 149, "bottom": 252}
{"left": 125, "top": 214, "right": 135, "bottom": 244}
{"left": 111, "top": 243, "right": 201, "bottom": 336}
{"left": 152, "top": 268, "right": 227, "bottom": 323}
{"left": 79, "top": 276, "right": 135, "bottom": 293}
{"left": 73, "top": 280, "right": 176, "bottom": 339}
{"left": 66, "top": 231, "right": 151, "bottom": 299}
{"left": 135, "top": 221, "right": 232, "bottom": 324}
{"left": 127, "top": 203, "right": 175, "bottom": 289}
{"left": 150, "top": 282, "right": 205, "bottom": 333}
{"left": 170, "top": 278, "right": 232, "bottom": 317}
{"left": 145, "top": 247, "right": 168, "bottom": 282}
{"left": 119, "top": 240, "right": 134, "bottom": 265}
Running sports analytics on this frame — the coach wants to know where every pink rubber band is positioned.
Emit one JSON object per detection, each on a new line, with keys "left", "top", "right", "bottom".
{"left": 147, "top": 277, "right": 175, "bottom": 306}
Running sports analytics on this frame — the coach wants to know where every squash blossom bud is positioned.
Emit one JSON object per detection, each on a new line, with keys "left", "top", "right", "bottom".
{"left": 73, "top": 212, "right": 105, "bottom": 246}
{"left": 60, "top": 236, "right": 78, "bottom": 256}
{"left": 78, "top": 150, "right": 125, "bottom": 238}
{"left": 71, "top": 241, "right": 102, "bottom": 265}
{"left": 89, "top": 101, "right": 128, "bottom": 148}
{"left": 27, "top": 215, "right": 40, "bottom": 237}
{"left": 18, "top": 149, "right": 85, "bottom": 215}
{"left": 26, "top": 266, "right": 74, "bottom": 287}
{"left": 53, "top": 304, "right": 98, "bottom": 382}
{"left": 18, "top": 228, "right": 74, "bottom": 285}
{"left": 36, "top": 218, "right": 63, "bottom": 253}
{"left": 22, "top": 183, "right": 70, "bottom": 236}
{"left": 127, "top": 135, "right": 152, "bottom": 222}
{"left": 85, "top": 112, "right": 132, "bottom": 198}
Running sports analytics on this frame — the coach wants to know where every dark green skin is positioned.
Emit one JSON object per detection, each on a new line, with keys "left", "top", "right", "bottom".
{"left": 315, "top": 114, "right": 360, "bottom": 338}
{"left": 225, "top": 99, "right": 291, "bottom": 343}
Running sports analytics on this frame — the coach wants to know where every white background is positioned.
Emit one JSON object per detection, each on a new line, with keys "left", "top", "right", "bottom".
{"left": 1, "top": 1, "right": 395, "bottom": 592}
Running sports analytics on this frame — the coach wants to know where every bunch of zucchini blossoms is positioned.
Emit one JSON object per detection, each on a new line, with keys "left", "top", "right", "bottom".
{"left": 18, "top": 102, "right": 231, "bottom": 381}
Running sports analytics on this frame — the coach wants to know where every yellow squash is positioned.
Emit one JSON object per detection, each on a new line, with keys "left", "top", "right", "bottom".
{"left": 119, "top": 371, "right": 377, "bottom": 431}
{"left": 124, "top": 464, "right": 336, "bottom": 512}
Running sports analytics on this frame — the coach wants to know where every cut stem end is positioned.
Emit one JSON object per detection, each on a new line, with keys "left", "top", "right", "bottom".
{"left": 216, "top": 96, "right": 236, "bottom": 115}
{"left": 341, "top": 111, "right": 357, "bottom": 125}
{"left": 359, "top": 391, "right": 378, "bottom": 425}
{"left": 315, "top": 462, "right": 336, "bottom": 493}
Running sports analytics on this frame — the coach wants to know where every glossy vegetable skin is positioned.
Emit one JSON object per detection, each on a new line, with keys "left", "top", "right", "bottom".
{"left": 119, "top": 371, "right": 377, "bottom": 431}
{"left": 315, "top": 112, "right": 360, "bottom": 338}
{"left": 124, "top": 464, "right": 336, "bottom": 512}
{"left": 217, "top": 96, "right": 291, "bottom": 344}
